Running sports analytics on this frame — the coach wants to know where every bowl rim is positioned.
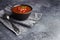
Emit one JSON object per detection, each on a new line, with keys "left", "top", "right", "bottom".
{"left": 11, "top": 4, "right": 32, "bottom": 14}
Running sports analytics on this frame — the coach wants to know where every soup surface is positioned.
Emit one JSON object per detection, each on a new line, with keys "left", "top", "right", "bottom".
{"left": 11, "top": 5, "right": 32, "bottom": 14}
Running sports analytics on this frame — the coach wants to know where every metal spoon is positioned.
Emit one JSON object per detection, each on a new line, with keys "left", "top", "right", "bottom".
{"left": 1, "top": 14, "right": 20, "bottom": 33}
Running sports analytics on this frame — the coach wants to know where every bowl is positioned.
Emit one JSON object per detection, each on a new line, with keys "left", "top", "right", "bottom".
{"left": 10, "top": 4, "right": 32, "bottom": 21}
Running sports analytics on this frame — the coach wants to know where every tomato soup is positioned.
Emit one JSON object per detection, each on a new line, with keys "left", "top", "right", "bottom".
{"left": 11, "top": 5, "right": 32, "bottom": 14}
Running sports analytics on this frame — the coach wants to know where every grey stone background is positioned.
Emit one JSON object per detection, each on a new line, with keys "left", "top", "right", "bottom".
{"left": 0, "top": 0, "right": 60, "bottom": 40}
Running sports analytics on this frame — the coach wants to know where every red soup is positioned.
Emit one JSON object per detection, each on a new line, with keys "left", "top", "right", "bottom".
{"left": 11, "top": 5, "right": 32, "bottom": 14}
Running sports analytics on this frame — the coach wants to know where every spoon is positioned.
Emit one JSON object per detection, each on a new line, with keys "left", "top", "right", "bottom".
{"left": 1, "top": 13, "right": 20, "bottom": 33}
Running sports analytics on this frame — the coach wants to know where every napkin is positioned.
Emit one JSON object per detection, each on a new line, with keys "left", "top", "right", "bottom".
{"left": 0, "top": 9, "right": 42, "bottom": 35}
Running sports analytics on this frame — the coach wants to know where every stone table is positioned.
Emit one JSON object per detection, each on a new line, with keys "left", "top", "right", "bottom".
{"left": 0, "top": 0, "right": 60, "bottom": 40}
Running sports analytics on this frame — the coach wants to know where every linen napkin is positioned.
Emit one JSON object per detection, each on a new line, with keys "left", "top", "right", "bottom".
{"left": 0, "top": 9, "right": 42, "bottom": 35}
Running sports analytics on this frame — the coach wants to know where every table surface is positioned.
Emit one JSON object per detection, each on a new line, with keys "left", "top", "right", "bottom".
{"left": 0, "top": 0, "right": 60, "bottom": 40}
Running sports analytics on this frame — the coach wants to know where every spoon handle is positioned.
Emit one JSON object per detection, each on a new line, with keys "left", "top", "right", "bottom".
{"left": 1, "top": 14, "right": 20, "bottom": 33}
{"left": 5, "top": 18, "right": 20, "bottom": 33}
{"left": 9, "top": 21, "right": 20, "bottom": 33}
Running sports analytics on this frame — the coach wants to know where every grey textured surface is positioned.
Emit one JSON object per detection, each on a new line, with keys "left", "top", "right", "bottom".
{"left": 0, "top": 0, "right": 60, "bottom": 40}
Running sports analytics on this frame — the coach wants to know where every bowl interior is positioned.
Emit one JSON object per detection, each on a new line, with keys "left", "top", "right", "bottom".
{"left": 11, "top": 4, "right": 32, "bottom": 14}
